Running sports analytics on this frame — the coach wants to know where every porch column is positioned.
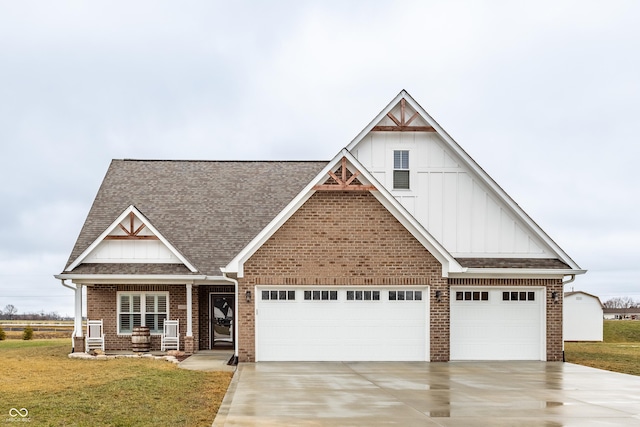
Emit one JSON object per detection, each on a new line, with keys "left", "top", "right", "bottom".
{"left": 184, "top": 283, "right": 194, "bottom": 354}
{"left": 74, "top": 284, "right": 84, "bottom": 337}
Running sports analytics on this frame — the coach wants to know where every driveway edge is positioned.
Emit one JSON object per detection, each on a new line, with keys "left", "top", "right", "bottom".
{"left": 212, "top": 364, "right": 242, "bottom": 426}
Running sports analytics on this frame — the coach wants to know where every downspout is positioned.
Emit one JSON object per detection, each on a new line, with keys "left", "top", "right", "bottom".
{"left": 560, "top": 275, "right": 575, "bottom": 362}
{"left": 60, "top": 279, "right": 81, "bottom": 352}
{"left": 221, "top": 273, "right": 239, "bottom": 364}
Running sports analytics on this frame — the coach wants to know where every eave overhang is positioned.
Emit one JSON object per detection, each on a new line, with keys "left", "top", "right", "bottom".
{"left": 448, "top": 268, "right": 587, "bottom": 279}
{"left": 54, "top": 273, "right": 229, "bottom": 285}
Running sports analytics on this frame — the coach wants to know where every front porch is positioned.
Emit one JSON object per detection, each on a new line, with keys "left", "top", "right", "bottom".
{"left": 62, "top": 281, "right": 238, "bottom": 356}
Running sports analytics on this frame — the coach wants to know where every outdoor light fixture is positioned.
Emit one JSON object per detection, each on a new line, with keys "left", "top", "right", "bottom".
{"left": 552, "top": 292, "right": 558, "bottom": 303}
{"left": 245, "top": 290, "right": 252, "bottom": 303}
{"left": 435, "top": 290, "right": 442, "bottom": 302}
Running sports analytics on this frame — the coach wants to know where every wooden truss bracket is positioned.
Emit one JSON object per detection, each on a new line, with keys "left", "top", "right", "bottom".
{"left": 313, "top": 157, "right": 377, "bottom": 191}
{"left": 372, "top": 98, "right": 435, "bottom": 132}
{"left": 104, "top": 212, "right": 159, "bottom": 240}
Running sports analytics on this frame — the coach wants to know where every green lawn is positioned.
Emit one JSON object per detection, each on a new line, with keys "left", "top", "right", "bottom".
{"left": 565, "top": 320, "right": 640, "bottom": 376}
{"left": 0, "top": 339, "right": 232, "bottom": 426}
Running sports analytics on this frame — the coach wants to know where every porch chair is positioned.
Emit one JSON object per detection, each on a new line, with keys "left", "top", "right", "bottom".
{"left": 85, "top": 319, "right": 105, "bottom": 352}
{"left": 161, "top": 319, "right": 180, "bottom": 351}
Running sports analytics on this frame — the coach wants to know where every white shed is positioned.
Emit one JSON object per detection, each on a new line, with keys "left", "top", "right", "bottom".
{"left": 563, "top": 291, "right": 603, "bottom": 341}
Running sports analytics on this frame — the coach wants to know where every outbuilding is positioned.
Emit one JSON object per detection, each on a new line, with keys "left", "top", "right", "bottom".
{"left": 563, "top": 291, "right": 603, "bottom": 341}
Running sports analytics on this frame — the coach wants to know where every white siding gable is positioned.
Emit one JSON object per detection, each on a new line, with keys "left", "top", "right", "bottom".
{"left": 84, "top": 213, "right": 180, "bottom": 263}
{"left": 67, "top": 205, "right": 196, "bottom": 271}
{"left": 351, "top": 96, "right": 556, "bottom": 259}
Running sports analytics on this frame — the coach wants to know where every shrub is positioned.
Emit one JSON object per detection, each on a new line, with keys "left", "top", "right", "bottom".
{"left": 0, "top": 325, "right": 5, "bottom": 340}
{"left": 22, "top": 325, "right": 33, "bottom": 340}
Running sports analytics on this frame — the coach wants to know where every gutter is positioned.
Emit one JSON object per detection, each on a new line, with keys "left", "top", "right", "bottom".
{"left": 220, "top": 270, "right": 239, "bottom": 364}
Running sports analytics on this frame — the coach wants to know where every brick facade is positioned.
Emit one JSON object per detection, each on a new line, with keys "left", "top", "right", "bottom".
{"left": 238, "top": 190, "right": 445, "bottom": 362}
{"left": 86, "top": 284, "right": 197, "bottom": 352}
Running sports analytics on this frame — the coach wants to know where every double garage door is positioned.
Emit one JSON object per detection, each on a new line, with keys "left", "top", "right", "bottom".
{"left": 255, "top": 287, "right": 429, "bottom": 361}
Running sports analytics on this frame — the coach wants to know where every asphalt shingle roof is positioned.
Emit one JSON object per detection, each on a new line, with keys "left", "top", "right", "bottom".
{"left": 63, "top": 159, "right": 328, "bottom": 275}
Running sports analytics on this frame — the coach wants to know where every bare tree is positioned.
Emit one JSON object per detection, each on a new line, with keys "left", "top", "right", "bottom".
{"left": 603, "top": 297, "right": 638, "bottom": 309}
{"left": 3, "top": 304, "right": 18, "bottom": 320}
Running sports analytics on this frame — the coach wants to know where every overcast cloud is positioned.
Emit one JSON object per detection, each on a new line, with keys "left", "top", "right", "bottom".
{"left": 1, "top": 1, "right": 638, "bottom": 316}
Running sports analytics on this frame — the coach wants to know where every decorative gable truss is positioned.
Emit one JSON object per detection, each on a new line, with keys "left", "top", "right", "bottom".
{"left": 67, "top": 205, "right": 197, "bottom": 271}
{"left": 371, "top": 98, "right": 435, "bottom": 132}
{"left": 313, "top": 157, "right": 376, "bottom": 191}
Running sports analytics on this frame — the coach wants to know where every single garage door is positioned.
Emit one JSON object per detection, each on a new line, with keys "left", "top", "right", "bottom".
{"left": 450, "top": 287, "right": 545, "bottom": 361}
{"left": 255, "top": 287, "right": 429, "bottom": 361}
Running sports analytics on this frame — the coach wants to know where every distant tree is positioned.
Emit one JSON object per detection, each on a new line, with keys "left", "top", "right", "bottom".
{"left": 3, "top": 304, "right": 17, "bottom": 320}
{"left": 22, "top": 325, "right": 33, "bottom": 340}
{"left": 603, "top": 297, "right": 638, "bottom": 309}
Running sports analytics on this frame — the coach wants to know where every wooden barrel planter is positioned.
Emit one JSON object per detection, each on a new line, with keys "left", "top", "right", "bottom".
{"left": 132, "top": 326, "right": 151, "bottom": 352}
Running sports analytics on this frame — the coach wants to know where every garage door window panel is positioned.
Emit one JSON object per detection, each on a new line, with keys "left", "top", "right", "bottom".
{"left": 261, "top": 290, "right": 296, "bottom": 301}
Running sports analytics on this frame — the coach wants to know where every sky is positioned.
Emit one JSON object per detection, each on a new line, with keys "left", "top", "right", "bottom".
{"left": 1, "top": 1, "right": 639, "bottom": 317}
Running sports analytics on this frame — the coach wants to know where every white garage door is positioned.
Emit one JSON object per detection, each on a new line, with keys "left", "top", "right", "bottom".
{"left": 255, "top": 287, "right": 429, "bottom": 361}
{"left": 450, "top": 288, "right": 545, "bottom": 361}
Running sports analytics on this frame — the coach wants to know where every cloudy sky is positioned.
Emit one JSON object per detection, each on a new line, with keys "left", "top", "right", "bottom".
{"left": 1, "top": 1, "right": 638, "bottom": 316}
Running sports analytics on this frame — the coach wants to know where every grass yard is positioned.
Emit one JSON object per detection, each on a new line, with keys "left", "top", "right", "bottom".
{"left": 0, "top": 339, "right": 232, "bottom": 426}
{"left": 565, "top": 320, "right": 640, "bottom": 376}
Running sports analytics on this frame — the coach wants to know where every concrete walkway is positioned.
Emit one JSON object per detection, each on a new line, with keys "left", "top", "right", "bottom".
{"left": 178, "top": 350, "right": 236, "bottom": 372}
{"left": 213, "top": 361, "right": 640, "bottom": 426}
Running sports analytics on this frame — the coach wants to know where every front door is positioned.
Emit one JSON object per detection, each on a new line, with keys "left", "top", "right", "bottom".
{"left": 211, "top": 294, "right": 234, "bottom": 348}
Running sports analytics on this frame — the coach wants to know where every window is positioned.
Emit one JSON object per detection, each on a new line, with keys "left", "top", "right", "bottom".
{"left": 389, "top": 290, "right": 422, "bottom": 301}
{"left": 456, "top": 291, "right": 489, "bottom": 301}
{"left": 346, "top": 290, "right": 380, "bottom": 301}
{"left": 502, "top": 291, "right": 536, "bottom": 301}
{"left": 304, "top": 290, "right": 337, "bottom": 301}
{"left": 393, "top": 150, "right": 410, "bottom": 189}
{"left": 118, "top": 292, "right": 167, "bottom": 334}
{"left": 261, "top": 290, "right": 296, "bottom": 300}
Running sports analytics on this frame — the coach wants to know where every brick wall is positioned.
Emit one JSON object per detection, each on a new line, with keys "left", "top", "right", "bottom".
{"left": 86, "top": 284, "right": 197, "bottom": 352}
{"left": 238, "top": 191, "right": 444, "bottom": 362}
{"left": 448, "top": 278, "right": 564, "bottom": 361}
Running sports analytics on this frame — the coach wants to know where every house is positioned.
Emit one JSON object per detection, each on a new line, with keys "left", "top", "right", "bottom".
{"left": 603, "top": 308, "right": 640, "bottom": 320}
{"left": 55, "top": 90, "right": 585, "bottom": 362}
{"left": 563, "top": 291, "right": 603, "bottom": 341}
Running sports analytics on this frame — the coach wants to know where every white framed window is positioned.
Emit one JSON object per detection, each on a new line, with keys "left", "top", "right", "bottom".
{"left": 117, "top": 292, "right": 168, "bottom": 334}
{"left": 393, "top": 150, "right": 410, "bottom": 189}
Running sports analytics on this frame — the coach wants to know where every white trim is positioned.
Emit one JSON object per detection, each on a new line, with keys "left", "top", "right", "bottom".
{"left": 185, "top": 283, "right": 193, "bottom": 337}
{"left": 346, "top": 90, "right": 583, "bottom": 272}
{"left": 55, "top": 273, "right": 208, "bottom": 285}
{"left": 449, "top": 268, "right": 586, "bottom": 279}
{"left": 67, "top": 205, "right": 198, "bottom": 273}
{"left": 224, "top": 149, "right": 462, "bottom": 277}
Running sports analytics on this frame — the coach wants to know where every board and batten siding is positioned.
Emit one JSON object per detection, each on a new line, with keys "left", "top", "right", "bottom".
{"left": 354, "top": 131, "right": 553, "bottom": 258}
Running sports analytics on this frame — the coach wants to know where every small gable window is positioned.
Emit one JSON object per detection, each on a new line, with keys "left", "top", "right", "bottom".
{"left": 393, "top": 150, "right": 410, "bottom": 189}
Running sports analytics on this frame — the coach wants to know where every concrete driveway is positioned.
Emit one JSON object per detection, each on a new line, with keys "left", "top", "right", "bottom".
{"left": 213, "top": 361, "right": 640, "bottom": 426}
